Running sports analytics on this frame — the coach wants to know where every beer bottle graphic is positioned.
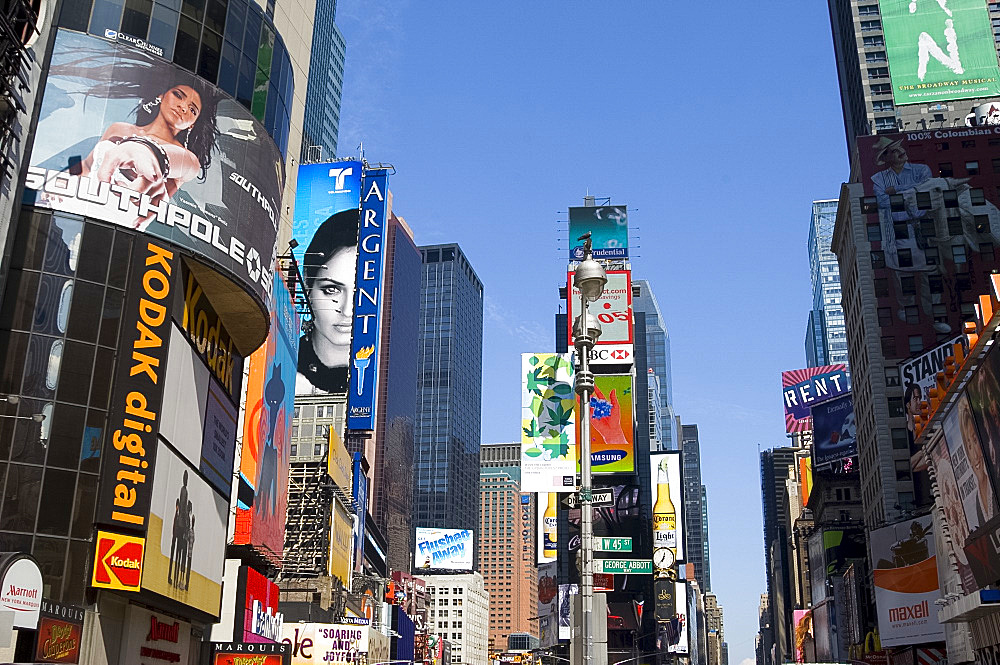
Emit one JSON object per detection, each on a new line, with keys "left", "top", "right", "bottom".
{"left": 543, "top": 492, "right": 558, "bottom": 558}
{"left": 653, "top": 457, "right": 676, "bottom": 551}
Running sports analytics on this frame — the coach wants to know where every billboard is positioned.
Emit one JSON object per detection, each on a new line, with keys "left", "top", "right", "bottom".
{"left": 870, "top": 515, "right": 944, "bottom": 647}
{"left": 235, "top": 267, "right": 299, "bottom": 563}
{"left": 91, "top": 531, "right": 144, "bottom": 592}
{"left": 24, "top": 29, "right": 282, "bottom": 308}
{"left": 576, "top": 374, "right": 636, "bottom": 474}
{"left": 213, "top": 643, "right": 290, "bottom": 665}
{"left": 794, "top": 609, "right": 814, "bottom": 663}
{"left": 120, "top": 605, "right": 192, "bottom": 665}
{"left": 238, "top": 565, "right": 283, "bottom": 643}
{"left": 414, "top": 528, "right": 473, "bottom": 571}
{"left": 879, "top": 0, "right": 1000, "bottom": 105}
{"left": 659, "top": 581, "right": 688, "bottom": 655}
{"left": 568, "top": 205, "right": 628, "bottom": 260}
{"left": 95, "top": 239, "right": 177, "bottom": 535}
{"left": 143, "top": 441, "right": 228, "bottom": 616}
{"left": 538, "top": 561, "right": 558, "bottom": 623}
{"left": 557, "top": 584, "right": 578, "bottom": 641}
{"left": 900, "top": 335, "right": 967, "bottom": 438}
{"left": 811, "top": 394, "right": 857, "bottom": 468}
{"left": 538, "top": 492, "right": 557, "bottom": 564}
{"left": 352, "top": 453, "right": 368, "bottom": 574}
{"left": 567, "top": 269, "right": 634, "bottom": 352}
{"left": 347, "top": 170, "right": 389, "bottom": 429}
{"left": 292, "top": 161, "right": 363, "bottom": 396}
{"left": 330, "top": 501, "right": 353, "bottom": 585}
{"left": 328, "top": 428, "right": 353, "bottom": 494}
{"left": 965, "top": 339, "right": 1000, "bottom": 500}
{"left": 650, "top": 452, "right": 685, "bottom": 563}
{"left": 281, "top": 623, "right": 369, "bottom": 665}
{"left": 926, "top": 434, "right": 978, "bottom": 592}
{"left": 781, "top": 365, "right": 850, "bottom": 433}
{"left": 942, "top": 393, "right": 997, "bottom": 535}
{"left": 520, "top": 353, "right": 577, "bottom": 493}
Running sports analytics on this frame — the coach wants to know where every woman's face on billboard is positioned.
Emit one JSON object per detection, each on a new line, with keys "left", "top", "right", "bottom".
{"left": 309, "top": 246, "right": 356, "bottom": 360}
{"left": 160, "top": 85, "right": 201, "bottom": 133}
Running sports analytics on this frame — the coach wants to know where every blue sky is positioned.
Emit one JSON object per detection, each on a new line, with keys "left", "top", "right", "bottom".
{"left": 334, "top": 2, "right": 850, "bottom": 663}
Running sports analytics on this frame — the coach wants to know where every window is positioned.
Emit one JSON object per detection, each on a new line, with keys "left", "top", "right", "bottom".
{"left": 904, "top": 306, "right": 919, "bottom": 324}
{"left": 861, "top": 19, "right": 882, "bottom": 30}
{"left": 859, "top": 4, "right": 880, "bottom": 14}
{"left": 863, "top": 35, "right": 885, "bottom": 46}
{"left": 901, "top": 276, "right": 916, "bottom": 295}
{"left": 868, "top": 67, "right": 890, "bottom": 79}
{"left": 948, "top": 216, "right": 963, "bottom": 236}
{"left": 871, "top": 250, "right": 886, "bottom": 268}
{"left": 875, "top": 117, "right": 897, "bottom": 131}
{"left": 888, "top": 396, "right": 905, "bottom": 417}
{"left": 885, "top": 367, "right": 901, "bottom": 387}
{"left": 881, "top": 335, "right": 897, "bottom": 356}
{"left": 894, "top": 222, "right": 910, "bottom": 239}
{"left": 889, "top": 194, "right": 905, "bottom": 212}
{"left": 944, "top": 190, "right": 959, "bottom": 207}
{"left": 933, "top": 304, "right": 947, "bottom": 323}
{"left": 878, "top": 307, "right": 893, "bottom": 326}
{"left": 909, "top": 335, "right": 924, "bottom": 353}
{"left": 865, "top": 50, "right": 887, "bottom": 62}
{"left": 982, "top": 243, "right": 995, "bottom": 261}
{"left": 976, "top": 215, "right": 991, "bottom": 234}
{"left": 966, "top": 161, "right": 980, "bottom": 175}
{"left": 891, "top": 427, "right": 910, "bottom": 449}
{"left": 925, "top": 247, "right": 939, "bottom": 265}
{"left": 916, "top": 192, "right": 932, "bottom": 210}
{"left": 871, "top": 83, "right": 891, "bottom": 95}
{"left": 868, "top": 224, "right": 882, "bottom": 242}
{"left": 875, "top": 278, "right": 890, "bottom": 297}
{"left": 939, "top": 162, "right": 954, "bottom": 177}
{"left": 953, "top": 245, "right": 967, "bottom": 263}
{"left": 898, "top": 248, "right": 913, "bottom": 268}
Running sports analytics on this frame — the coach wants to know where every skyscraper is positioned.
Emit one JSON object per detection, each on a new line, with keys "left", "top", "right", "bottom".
{"left": 680, "top": 425, "right": 711, "bottom": 591}
{"left": 827, "top": 0, "right": 1000, "bottom": 155}
{"left": 805, "top": 200, "right": 848, "bottom": 368}
{"left": 300, "top": 0, "right": 347, "bottom": 161}
{"left": 633, "top": 279, "right": 679, "bottom": 450}
{"left": 759, "top": 446, "right": 798, "bottom": 665}
{"left": 479, "top": 442, "right": 538, "bottom": 650}
{"left": 413, "top": 244, "right": 485, "bottom": 537}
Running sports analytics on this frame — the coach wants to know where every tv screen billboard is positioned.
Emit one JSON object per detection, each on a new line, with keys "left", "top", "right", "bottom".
{"left": 649, "top": 452, "right": 685, "bottom": 562}
{"left": 25, "top": 29, "right": 283, "bottom": 309}
{"left": 811, "top": 394, "right": 857, "bottom": 468}
{"left": 568, "top": 205, "right": 628, "bottom": 260}
{"left": 879, "top": 0, "right": 1000, "bottom": 105}
{"left": 576, "top": 374, "right": 635, "bottom": 474}
{"left": 414, "top": 528, "right": 474, "bottom": 571}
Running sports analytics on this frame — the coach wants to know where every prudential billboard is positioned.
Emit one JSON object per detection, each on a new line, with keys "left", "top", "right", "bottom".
{"left": 880, "top": 0, "right": 1000, "bottom": 105}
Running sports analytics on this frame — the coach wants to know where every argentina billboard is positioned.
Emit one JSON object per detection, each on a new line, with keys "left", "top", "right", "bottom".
{"left": 879, "top": 0, "right": 1000, "bottom": 105}
{"left": 24, "top": 29, "right": 283, "bottom": 309}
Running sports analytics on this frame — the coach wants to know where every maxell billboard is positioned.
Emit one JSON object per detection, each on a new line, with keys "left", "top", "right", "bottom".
{"left": 347, "top": 170, "right": 389, "bottom": 430}
{"left": 879, "top": 0, "right": 1000, "bottom": 105}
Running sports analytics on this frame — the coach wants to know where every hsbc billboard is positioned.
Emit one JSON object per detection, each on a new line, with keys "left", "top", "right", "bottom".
{"left": 567, "top": 270, "right": 634, "bottom": 369}
{"left": 586, "top": 344, "right": 634, "bottom": 367}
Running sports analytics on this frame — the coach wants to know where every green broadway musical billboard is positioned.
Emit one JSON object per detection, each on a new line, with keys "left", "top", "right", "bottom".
{"left": 880, "top": 0, "right": 1000, "bottom": 104}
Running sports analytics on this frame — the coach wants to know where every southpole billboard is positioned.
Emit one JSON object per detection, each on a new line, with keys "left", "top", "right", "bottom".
{"left": 879, "top": 0, "right": 1000, "bottom": 105}
{"left": 520, "top": 353, "right": 577, "bottom": 493}
{"left": 782, "top": 365, "right": 850, "bottom": 433}
{"left": 347, "top": 169, "right": 389, "bottom": 430}
{"left": 292, "top": 161, "right": 363, "bottom": 396}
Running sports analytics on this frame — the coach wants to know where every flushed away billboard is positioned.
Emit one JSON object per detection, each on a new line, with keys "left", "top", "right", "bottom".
{"left": 235, "top": 266, "right": 299, "bottom": 564}
{"left": 24, "top": 29, "right": 283, "bottom": 308}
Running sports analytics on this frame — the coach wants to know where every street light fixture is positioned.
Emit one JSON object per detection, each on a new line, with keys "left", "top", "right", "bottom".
{"left": 572, "top": 232, "right": 607, "bottom": 665}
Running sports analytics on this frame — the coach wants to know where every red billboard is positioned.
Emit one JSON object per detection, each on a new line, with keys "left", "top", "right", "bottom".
{"left": 781, "top": 365, "right": 850, "bottom": 433}
{"left": 239, "top": 566, "right": 282, "bottom": 643}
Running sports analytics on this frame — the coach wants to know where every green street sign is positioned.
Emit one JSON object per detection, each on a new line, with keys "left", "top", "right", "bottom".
{"left": 596, "top": 559, "right": 652, "bottom": 575}
{"left": 595, "top": 537, "right": 632, "bottom": 552}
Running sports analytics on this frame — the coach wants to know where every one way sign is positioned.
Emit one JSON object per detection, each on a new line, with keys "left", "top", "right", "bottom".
{"left": 562, "top": 488, "right": 615, "bottom": 509}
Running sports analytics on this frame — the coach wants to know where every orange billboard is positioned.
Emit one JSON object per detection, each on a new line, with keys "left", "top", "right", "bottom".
{"left": 91, "top": 531, "right": 144, "bottom": 592}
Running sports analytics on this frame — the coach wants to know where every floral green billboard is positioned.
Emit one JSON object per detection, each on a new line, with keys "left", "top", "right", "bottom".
{"left": 880, "top": 0, "right": 1000, "bottom": 105}
{"left": 521, "top": 353, "right": 577, "bottom": 493}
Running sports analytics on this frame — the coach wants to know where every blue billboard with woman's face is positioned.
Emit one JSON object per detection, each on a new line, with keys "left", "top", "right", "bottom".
{"left": 291, "top": 161, "right": 363, "bottom": 396}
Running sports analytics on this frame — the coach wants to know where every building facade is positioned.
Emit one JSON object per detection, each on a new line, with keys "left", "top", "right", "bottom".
{"left": 806, "top": 199, "right": 849, "bottom": 368}
{"left": 705, "top": 592, "right": 726, "bottom": 665}
{"left": 413, "top": 244, "right": 484, "bottom": 536}
{"left": 760, "top": 446, "right": 799, "bottom": 665}
{"left": 423, "top": 572, "right": 490, "bottom": 665}
{"left": 300, "top": 0, "right": 347, "bottom": 161}
{"left": 827, "top": 0, "right": 1000, "bottom": 156}
{"left": 479, "top": 442, "right": 538, "bottom": 651}
{"left": 633, "top": 279, "right": 679, "bottom": 450}
{"left": 680, "top": 425, "right": 711, "bottom": 591}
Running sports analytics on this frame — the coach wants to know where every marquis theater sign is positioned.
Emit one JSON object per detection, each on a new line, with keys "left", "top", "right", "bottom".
{"left": 34, "top": 600, "right": 85, "bottom": 663}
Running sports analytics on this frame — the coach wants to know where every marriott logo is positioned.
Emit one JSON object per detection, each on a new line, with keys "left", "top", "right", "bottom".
{"left": 888, "top": 600, "right": 929, "bottom": 622}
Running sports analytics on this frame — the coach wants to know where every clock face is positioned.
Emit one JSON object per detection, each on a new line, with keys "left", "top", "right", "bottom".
{"left": 653, "top": 548, "right": 675, "bottom": 569}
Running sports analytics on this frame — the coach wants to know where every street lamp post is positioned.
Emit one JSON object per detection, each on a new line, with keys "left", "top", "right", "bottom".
{"left": 572, "top": 232, "right": 607, "bottom": 665}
